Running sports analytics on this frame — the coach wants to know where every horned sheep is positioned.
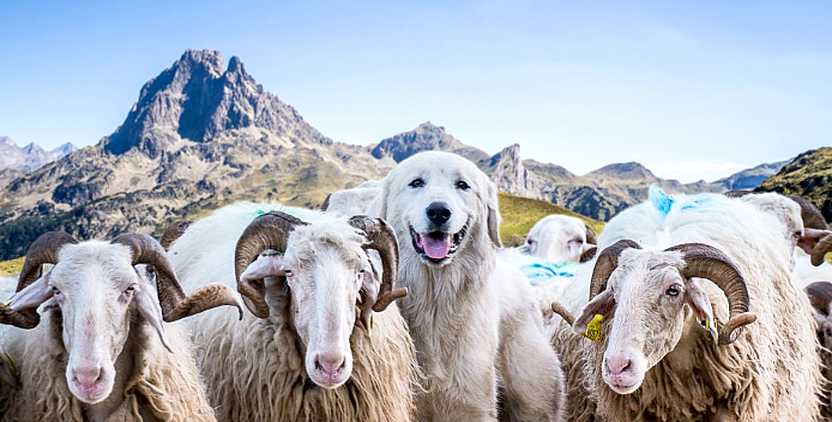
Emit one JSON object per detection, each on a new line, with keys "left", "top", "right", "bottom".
{"left": 0, "top": 232, "right": 240, "bottom": 421}
{"left": 167, "top": 202, "right": 417, "bottom": 422}
{"left": 563, "top": 191, "right": 823, "bottom": 421}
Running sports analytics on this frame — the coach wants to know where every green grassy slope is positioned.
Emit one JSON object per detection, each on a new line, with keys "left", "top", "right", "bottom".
{"left": 499, "top": 193, "right": 604, "bottom": 246}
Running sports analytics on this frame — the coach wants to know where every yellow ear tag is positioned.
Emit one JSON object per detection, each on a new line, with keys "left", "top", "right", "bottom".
{"left": 700, "top": 317, "right": 718, "bottom": 345}
{"left": 583, "top": 314, "right": 605, "bottom": 342}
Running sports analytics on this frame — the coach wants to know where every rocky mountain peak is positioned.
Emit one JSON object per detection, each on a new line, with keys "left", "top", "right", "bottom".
{"left": 104, "top": 49, "right": 325, "bottom": 157}
{"left": 485, "top": 144, "right": 541, "bottom": 197}
{"left": 21, "top": 142, "right": 44, "bottom": 155}
{"left": 371, "top": 122, "right": 489, "bottom": 163}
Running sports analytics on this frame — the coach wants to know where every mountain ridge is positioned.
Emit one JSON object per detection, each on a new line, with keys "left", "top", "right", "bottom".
{"left": 0, "top": 49, "right": 809, "bottom": 260}
{"left": 0, "top": 136, "right": 76, "bottom": 174}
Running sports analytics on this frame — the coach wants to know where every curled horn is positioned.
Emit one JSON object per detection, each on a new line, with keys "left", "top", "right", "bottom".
{"left": 791, "top": 196, "right": 832, "bottom": 266}
{"left": 234, "top": 212, "right": 306, "bottom": 318}
{"left": 547, "top": 301, "right": 575, "bottom": 325}
{"left": 805, "top": 281, "right": 832, "bottom": 316}
{"left": 789, "top": 196, "right": 828, "bottom": 230}
{"left": 113, "top": 233, "right": 241, "bottom": 322}
{"left": 812, "top": 236, "right": 832, "bottom": 267}
{"left": 0, "top": 232, "right": 79, "bottom": 328}
{"left": 585, "top": 225, "right": 597, "bottom": 246}
{"left": 159, "top": 220, "right": 191, "bottom": 251}
{"left": 589, "top": 239, "right": 642, "bottom": 299}
{"left": 666, "top": 243, "right": 757, "bottom": 345}
{"left": 348, "top": 216, "right": 408, "bottom": 312}
{"left": 17, "top": 232, "right": 78, "bottom": 292}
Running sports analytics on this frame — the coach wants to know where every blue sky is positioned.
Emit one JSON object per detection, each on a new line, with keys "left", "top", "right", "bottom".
{"left": 1, "top": 1, "right": 829, "bottom": 182}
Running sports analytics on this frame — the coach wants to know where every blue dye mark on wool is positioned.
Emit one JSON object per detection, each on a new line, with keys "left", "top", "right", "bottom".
{"left": 521, "top": 262, "right": 577, "bottom": 286}
{"left": 680, "top": 197, "right": 712, "bottom": 211}
{"left": 649, "top": 186, "right": 675, "bottom": 216}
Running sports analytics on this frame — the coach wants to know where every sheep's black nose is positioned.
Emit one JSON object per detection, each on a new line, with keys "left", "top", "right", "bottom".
{"left": 426, "top": 202, "right": 452, "bottom": 226}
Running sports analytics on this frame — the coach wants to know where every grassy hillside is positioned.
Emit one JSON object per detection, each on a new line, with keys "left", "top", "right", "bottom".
{"left": 0, "top": 193, "right": 601, "bottom": 275}
{"left": 499, "top": 193, "right": 604, "bottom": 246}
{"left": 759, "top": 147, "right": 832, "bottom": 222}
{"left": 0, "top": 257, "right": 23, "bottom": 277}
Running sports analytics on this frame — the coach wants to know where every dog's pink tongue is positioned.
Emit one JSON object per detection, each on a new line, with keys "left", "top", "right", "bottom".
{"left": 423, "top": 235, "right": 451, "bottom": 259}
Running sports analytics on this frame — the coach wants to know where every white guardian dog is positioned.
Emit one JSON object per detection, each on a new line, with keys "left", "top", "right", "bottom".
{"left": 370, "top": 151, "right": 564, "bottom": 421}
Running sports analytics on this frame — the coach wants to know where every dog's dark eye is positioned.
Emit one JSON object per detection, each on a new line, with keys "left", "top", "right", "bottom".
{"left": 456, "top": 180, "right": 471, "bottom": 191}
{"left": 665, "top": 285, "right": 681, "bottom": 297}
{"left": 409, "top": 178, "right": 425, "bottom": 188}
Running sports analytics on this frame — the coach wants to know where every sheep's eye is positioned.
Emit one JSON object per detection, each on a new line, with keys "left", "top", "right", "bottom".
{"left": 124, "top": 285, "right": 136, "bottom": 295}
{"left": 408, "top": 178, "right": 425, "bottom": 188}
{"left": 456, "top": 180, "right": 471, "bottom": 191}
{"left": 665, "top": 285, "right": 681, "bottom": 297}
{"left": 283, "top": 269, "right": 294, "bottom": 278}
{"left": 51, "top": 286, "right": 62, "bottom": 295}
{"left": 794, "top": 231, "right": 802, "bottom": 240}
{"left": 527, "top": 239, "right": 535, "bottom": 245}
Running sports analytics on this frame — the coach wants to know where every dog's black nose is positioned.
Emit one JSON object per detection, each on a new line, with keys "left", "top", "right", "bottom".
{"left": 426, "top": 202, "right": 452, "bottom": 226}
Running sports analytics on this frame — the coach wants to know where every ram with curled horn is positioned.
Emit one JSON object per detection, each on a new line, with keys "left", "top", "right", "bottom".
{"left": 558, "top": 189, "right": 824, "bottom": 421}
{"left": 167, "top": 202, "right": 417, "bottom": 422}
{"left": 0, "top": 230, "right": 240, "bottom": 420}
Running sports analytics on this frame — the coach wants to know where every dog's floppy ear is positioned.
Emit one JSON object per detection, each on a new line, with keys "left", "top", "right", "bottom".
{"left": 484, "top": 178, "right": 502, "bottom": 248}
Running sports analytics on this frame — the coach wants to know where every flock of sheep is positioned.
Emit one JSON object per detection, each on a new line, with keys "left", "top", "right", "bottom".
{"left": 0, "top": 150, "right": 830, "bottom": 421}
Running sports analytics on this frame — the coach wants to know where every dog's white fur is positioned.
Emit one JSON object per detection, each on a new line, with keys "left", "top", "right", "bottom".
{"left": 371, "top": 151, "right": 564, "bottom": 421}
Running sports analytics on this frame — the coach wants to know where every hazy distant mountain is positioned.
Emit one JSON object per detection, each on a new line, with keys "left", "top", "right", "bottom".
{"left": 715, "top": 160, "right": 789, "bottom": 191}
{"left": 371, "top": 122, "right": 490, "bottom": 163}
{"left": 0, "top": 136, "right": 75, "bottom": 173}
{"left": 758, "top": 147, "right": 832, "bottom": 221}
{"left": 370, "top": 124, "right": 721, "bottom": 221}
{"left": 0, "top": 49, "right": 391, "bottom": 259}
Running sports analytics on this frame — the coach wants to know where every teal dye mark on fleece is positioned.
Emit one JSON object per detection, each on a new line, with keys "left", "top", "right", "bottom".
{"left": 680, "top": 197, "right": 712, "bottom": 211}
{"left": 649, "top": 186, "right": 675, "bottom": 216}
{"left": 521, "top": 262, "right": 577, "bottom": 286}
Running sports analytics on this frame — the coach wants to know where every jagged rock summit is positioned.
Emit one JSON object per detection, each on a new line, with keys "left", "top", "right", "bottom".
{"left": 104, "top": 49, "right": 330, "bottom": 156}
{"left": 0, "top": 49, "right": 388, "bottom": 260}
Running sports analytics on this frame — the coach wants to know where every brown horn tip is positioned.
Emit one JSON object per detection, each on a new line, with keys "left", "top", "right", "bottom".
{"left": 161, "top": 284, "right": 243, "bottom": 322}
{"left": 0, "top": 305, "right": 40, "bottom": 329}
{"left": 549, "top": 301, "right": 575, "bottom": 325}
{"left": 160, "top": 220, "right": 191, "bottom": 251}
{"left": 718, "top": 312, "right": 757, "bottom": 345}
{"left": 811, "top": 234, "right": 832, "bottom": 267}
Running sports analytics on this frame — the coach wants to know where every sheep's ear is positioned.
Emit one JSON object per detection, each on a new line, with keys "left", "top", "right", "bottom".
{"left": 358, "top": 262, "right": 380, "bottom": 329}
{"left": 135, "top": 282, "right": 172, "bottom": 353}
{"left": 484, "top": 179, "right": 502, "bottom": 248}
{"left": 8, "top": 275, "right": 53, "bottom": 311}
{"left": 241, "top": 254, "right": 288, "bottom": 281}
{"left": 573, "top": 289, "right": 615, "bottom": 339}
{"left": 686, "top": 278, "right": 718, "bottom": 344}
